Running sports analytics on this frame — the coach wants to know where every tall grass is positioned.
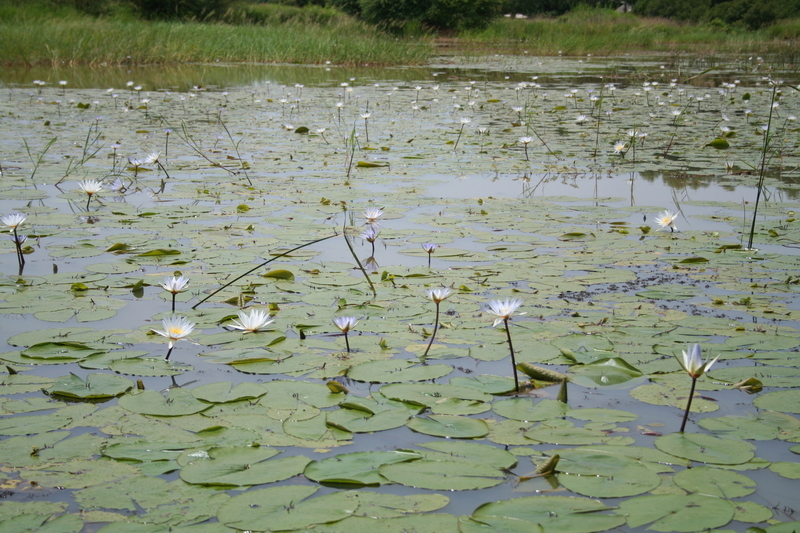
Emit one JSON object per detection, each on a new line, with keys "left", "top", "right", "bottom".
{"left": 0, "top": 3, "right": 431, "bottom": 66}
{"left": 456, "top": 8, "right": 800, "bottom": 57}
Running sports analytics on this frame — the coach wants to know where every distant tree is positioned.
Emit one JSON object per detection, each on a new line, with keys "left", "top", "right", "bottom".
{"left": 131, "top": 0, "right": 231, "bottom": 20}
{"left": 359, "top": 0, "right": 501, "bottom": 31}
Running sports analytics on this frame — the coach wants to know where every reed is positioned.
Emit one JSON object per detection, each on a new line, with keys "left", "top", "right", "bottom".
{"left": 0, "top": 6, "right": 430, "bottom": 66}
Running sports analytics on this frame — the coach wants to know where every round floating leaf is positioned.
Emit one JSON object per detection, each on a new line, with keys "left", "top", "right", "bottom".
{"left": 732, "top": 501, "right": 773, "bottom": 523}
{"left": 304, "top": 450, "right": 422, "bottom": 485}
{"left": 109, "top": 357, "right": 191, "bottom": 377}
{"left": 180, "top": 446, "right": 309, "bottom": 487}
{"left": 347, "top": 360, "right": 452, "bottom": 383}
{"left": 674, "top": 466, "right": 756, "bottom": 497}
{"left": 568, "top": 408, "right": 637, "bottom": 423}
{"left": 20, "top": 458, "right": 140, "bottom": 489}
{"left": 493, "top": 398, "right": 570, "bottom": 422}
{"left": 0, "top": 413, "right": 72, "bottom": 436}
{"left": 379, "top": 459, "right": 505, "bottom": 491}
{"left": 450, "top": 375, "right": 517, "bottom": 395}
{"left": 217, "top": 486, "right": 353, "bottom": 531}
{"left": 617, "top": 493, "right": 734, "bottom": 532}
{"left": 327, "top": 405, "right": 412, "bottom": 434}
{"left": 525, "top": 426, "right": 632, "bottom": 446}
{"left": 630, "top": 383, "right": 719, "bottom": 413}
{"left": 419, "top": 441, "right": 517, "bottom": 470}
{"left": 190, "top": 382, "right": 266, "bottom": 403}
{"left": 769, "top": 461, "right": 800, "bottom": 479}
{"left": 559, "top": 463, "right": 661, "bottom": 497}
{"left": 567, "top": 357, "right": 645, "bottom": 388}
{"left": 118, "top": 389, "right": 211, "bottom": 417}
{"left": 46, "top": 373, "right": 133, "bottom": 399}
{"left": 470, "top": 495, "right": 625, "bottom": 533}
{"left": 698, "top": 415, "right": 781, "bottom": 440}
{"left": 655, "top": 433, "right": 755, "bottom": 465}
{"left": 102, "top": 441, "right": 197, "bottom": 463}
{"left": 379, "top": 383, "right": 492, "bottom": 407}
{"left": 21, "top": 341, "right": 106, "bottom": 361}
{"left": 754, "top": 390, "right": 800, "bottom": 414}
{"left": 407, "top": 415, "right": 489, "bottom": 438}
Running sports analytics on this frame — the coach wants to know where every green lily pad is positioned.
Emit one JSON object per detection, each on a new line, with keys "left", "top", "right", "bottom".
{"left": 347, "top": 359, "right": 452, "bottom": 383}
{"left": 617, "top": 493, "right": 735, "bottom": 531}
{"left": 567, "top": 357, "right": 645, "bottom": 388}
{"left": 304, "top": 450, "right": 422, "bottom": 485}
{"left": 379, "top": 459, "right": 505, "bottom": 491}
{"left": 407, "top": 414, "right": 489, "bottom": 438}
{"left": 559, "top": 462, "right": 661, "bottom": 497}
{"left": 655, "top": 433, "right": 755, "bottom": 465}
{"left": 754, "top": 390, "right": 800, "bottom": 414}
{"left": 117, "top": 389, "right": 212, "bottom": 417}
{"left": 468, "top": 495, "right": 625, "bottom": 533}
{"left": 673, "top": 466, "right": 757, "bottom": 497}
{"left": 179, "top": 446, "right": 309, "bottom": 487}
{"left": 45, "top": 373, "right": 133, "bottom": 399}
{"left": 217, "top": 485, "right": 353, "bottom": 531}
{"left": 769, "top": 461, "right": 800, "bottom": 479}
{"left": 190, "top": 382, "right": 266, "bottom": 403}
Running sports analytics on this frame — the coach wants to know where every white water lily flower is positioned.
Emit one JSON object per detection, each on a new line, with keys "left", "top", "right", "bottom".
{"left": 229, "top": 309, "right": 274, "bottom": 333}
{"left": 79, "top": 179, "right": 103, "bottom": 196}
{"left": 363, "top": 207, "right": 383, "bottom": 224}
{"left": 422, "top": 243, "right": 437, "bottom": 253}
{"left": 160, "top": 275, "right": 189, "bottom": 294}
{"left": 675, "top": 343, "right": 720, "bottom": 379}
{"left": 333, "top": 316, "right": 359, "bottom": 333}
{"left": 655, "top": 210, "right": 678, "bottom": 231}
{"left": 426, "top": 288, "right": 452, "bottom": 303}
{"left": 152, "top": 315, "right": 195, "bottom": 349}
{"left": 486, "top": 298, "right": 524, "bottom": 327}
{"left": 2, "top": 213, "right": 26, "bottom": 229}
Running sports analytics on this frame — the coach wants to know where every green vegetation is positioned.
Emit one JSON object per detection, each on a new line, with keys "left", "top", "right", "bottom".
{"left": 1, "top": 0, "right": 799, "bottom": 66}
{"left": 458, "top": 8, "right": 800, "bottom": 56}
{"left": 0, "top": 1, "right": 431, "bottom": 66}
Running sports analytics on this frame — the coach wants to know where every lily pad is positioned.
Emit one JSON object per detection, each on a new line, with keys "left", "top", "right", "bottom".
{"left": 616, "top": 493, "right": 735, "bottom": 531}
{"left": 45, "top": 373, "right": 133, "bottom": 399}
{"left": 304, "top": 450, "right": 422, "bottom": 485}
{"left": 117, "top": 389, "right": 212, "bottom": 417}
{"left": 468, "top": 495, "right": 625, "bottom": 533}
{"left": 217, "top": 485, "right": 353, "bottom": 531}
{"left": 654, "top": 433, "right": 755, "bottom": 465}
{"left": 379, "top": 459, "right": 505, "bottom": 491}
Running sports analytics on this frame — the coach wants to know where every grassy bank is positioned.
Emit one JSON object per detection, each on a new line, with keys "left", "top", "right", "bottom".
{"left": 0, "top": 3, "right": 431, "bottom": 66}
{"left": 457, "top": 9, "right": 800, "bottom": 58}
{"left": 1, "top": 3, "right": 799, "bottom": 67}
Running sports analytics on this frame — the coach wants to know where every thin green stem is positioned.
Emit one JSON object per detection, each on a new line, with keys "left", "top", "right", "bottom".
{"left": 422, "top": 302, "right": 441, "bottom": 359}
{"left": 192, "top": 233, "right": 339, "bottom": 309}
{"left": 504, "top": 317, "right": 519, "bottom": 393}
{"left": 679, "top": 377, "right": 697, "bottom": 432}
{"left": 343, "top": 331, "right": 351, "bottom": 353}
{"left": 747, "top": 83, "right": 777, "bottom": 250}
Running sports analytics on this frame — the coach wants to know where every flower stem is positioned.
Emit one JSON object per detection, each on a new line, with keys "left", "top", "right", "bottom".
{"left": 454, "top": 125, "right": 464, "bottom": 151}
{"left": 504, "top": 317, "right": 519, "bottom": 393}
{"left": 171, "top": 293, "right": 176, "bottom": 313}
{"left": 344, "top": 332, "right": 351, "bottom": 353}
{"left": 86, "top": 195, "right": 92, "bottom": 211}
{"left": 422, "top": 302, "right": 441, "bottom": 359}
{"left": 165, "top": 346, "right": 174, "bottom": 360}
{"left": 679, "top": 377, "right": 697, "bottom": 432}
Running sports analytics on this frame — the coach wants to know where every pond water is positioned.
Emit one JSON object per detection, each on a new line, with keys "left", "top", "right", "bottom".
{"left": 1, "top": 55, "right": 800, "bottom": 532}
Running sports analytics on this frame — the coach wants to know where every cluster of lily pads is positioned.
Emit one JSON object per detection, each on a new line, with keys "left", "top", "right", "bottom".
{"left": 2, "top": 54, "right": 800, "bottom": 533}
